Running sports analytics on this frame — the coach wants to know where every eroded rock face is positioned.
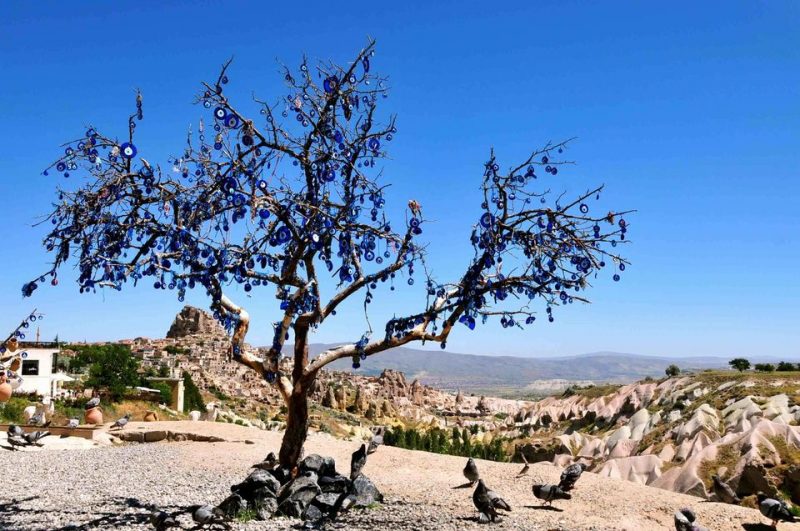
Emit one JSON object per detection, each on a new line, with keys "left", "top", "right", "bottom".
{"left": 166, "top": 306, "right": 225, "bottom": 338}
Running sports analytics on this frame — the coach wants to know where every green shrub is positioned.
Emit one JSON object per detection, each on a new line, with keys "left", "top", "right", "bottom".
{"left": 0, "top": 397, "right": 30, "bottom": 424}
{"left": 182, "top": 371, "right": 205, "bottom": 412}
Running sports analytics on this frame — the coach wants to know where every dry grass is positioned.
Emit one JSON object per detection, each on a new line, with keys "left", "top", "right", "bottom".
{"left": 698, "top": 443, "right": 740, "bottom": 489}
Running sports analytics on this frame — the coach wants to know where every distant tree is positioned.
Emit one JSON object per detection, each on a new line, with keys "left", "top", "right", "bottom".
{"left": 665, "top": 364, "right": 680, "bottom": 377}
{"left": 182, "top": 371, "right": 205, "bottom": 412}
{"left": 84, "top": 344, "right": 141, "bottom": 401}
{"left": 157, "top": 363, "right": 171, "bottom": 377}
{"left": 729, "top": 358, "right": 751, "bottom": 372}
{"left": 754, "top": 363, "right": 775, "bottom": 373}
{"left": 777, "top": 361, "right": 796, "bottom": 372}
{"left": 26, "top": 41, "right": 631, "bottom": 468}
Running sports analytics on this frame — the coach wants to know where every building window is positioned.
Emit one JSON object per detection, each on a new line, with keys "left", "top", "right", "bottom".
{"left": 22, "top": 360, "right": 40, "bottom": 376}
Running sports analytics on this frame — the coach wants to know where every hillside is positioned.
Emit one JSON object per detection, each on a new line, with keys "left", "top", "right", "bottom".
{"left": 2, "top": 422, "right": 796, "bottom": 530}
{"left": 318, "top": 344, "right": 730, "bottom": 393}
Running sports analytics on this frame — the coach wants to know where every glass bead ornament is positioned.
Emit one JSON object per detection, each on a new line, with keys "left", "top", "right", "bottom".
{"left": 120, "top": 142, "right": 137, "bottom": 159}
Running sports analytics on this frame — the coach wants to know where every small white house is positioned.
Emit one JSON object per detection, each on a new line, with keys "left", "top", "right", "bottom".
{"left": 15, "top": 342, "right": 74, "bottom": 398}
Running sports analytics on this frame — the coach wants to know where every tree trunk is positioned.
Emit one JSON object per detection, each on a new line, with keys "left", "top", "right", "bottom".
{"left": 279, "top": 385, "right": 310, "bottom": 468}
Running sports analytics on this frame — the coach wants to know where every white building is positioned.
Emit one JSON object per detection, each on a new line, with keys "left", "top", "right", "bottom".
{"left": 15, "top": 342, "right": 74, "bottom": 398}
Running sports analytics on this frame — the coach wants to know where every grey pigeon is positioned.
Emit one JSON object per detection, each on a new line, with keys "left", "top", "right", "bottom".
{"left": 558, "top": 462, "right": 588, "bottom": 491}
{"left": 189, "top": 504, "right": 229, "bottom": 529}
{"left": 251, "top": 451, "right": 278, "bottom": 471}
{"left": 350, "top": 443, "right": 367, "bottom": 480}
{"left": 367, "top": 429, "right": 384, "bottom": 455}
{"left": 23, "top": 431, "right": 50, "bottom": 446}
{"left": 149, "top": 510, "right": 179, "bottom": 530}
{"left": 29, "top": 410, "right": 45, "bottom": 426}
{"left": 757, "top": 492, "right": 796, "bottom": 527}
{"left": 6, "top": 435, "right": 29, "bottom": 450}
{"left": 67, "top": 418, "right": 79, "bottom": 428}
{"left": 472, "top": 479, "right": 511, "bottom": 523}
{"left": 85, "top": 397, "right": 100, "bottom": 410}
{"left": 674, "top": 508, "right": 709, "bottom": 531}
{"left": 110, "top": 413, "right": 131, "bottom": 430}
{"left": 517, "top": 454, "right": 530, "bottom": 477}
{"left": 532, "top": 484, "right": 571, "bottom": 506}
{"left": 463, "top": 457, "right": 480, "bottom": 485}
{"left": 711, "top": 475, "right": 740, "bottom": 504}
{"left": 7, "top": 424, "right": 23, "bottom": 437}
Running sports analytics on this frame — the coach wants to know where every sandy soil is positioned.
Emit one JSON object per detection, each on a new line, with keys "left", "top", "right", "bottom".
{"left": 1, "top": 421, "right": 798, "bottom": 531}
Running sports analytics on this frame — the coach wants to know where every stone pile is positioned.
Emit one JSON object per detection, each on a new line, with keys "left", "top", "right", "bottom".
{"left": 216, "top": 454, "right": 383, "bottom": 522}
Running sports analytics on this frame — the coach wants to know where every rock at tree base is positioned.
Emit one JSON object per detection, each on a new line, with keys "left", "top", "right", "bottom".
{"left": 216, "top": 493, "right": 247, "bottom": 518}
{"left": 231, "top": 469, "right": 281, "bottom": 498}
{"left": 226, "top": 454, "right": 383, "bottom": 521}
{"left": 352, "top": 474, "right": 384, "bottom": 507}
{"left": 300, "top": 454, "right": 336, "bottom": 477}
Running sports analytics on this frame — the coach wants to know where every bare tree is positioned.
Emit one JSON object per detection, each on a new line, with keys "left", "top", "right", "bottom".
{"left": 26, "top": 40, "right": 632, "bottom": 467}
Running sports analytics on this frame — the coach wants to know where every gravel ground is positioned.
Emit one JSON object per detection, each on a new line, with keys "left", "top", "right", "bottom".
{"left": 1, "top": 422, "right": 798, "bottom": 531}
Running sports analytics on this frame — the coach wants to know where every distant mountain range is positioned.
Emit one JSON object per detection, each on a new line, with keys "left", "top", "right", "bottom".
{"left": 301, "top": 344, "right": 736, "bottom": 394}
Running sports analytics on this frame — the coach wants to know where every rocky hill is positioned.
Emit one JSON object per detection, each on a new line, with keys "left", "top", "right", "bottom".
{"left": 123, "top": 306, "right": 800, "bottom": 508}
{"left": 508, "top": 372, "right": 800, "bottom": 505}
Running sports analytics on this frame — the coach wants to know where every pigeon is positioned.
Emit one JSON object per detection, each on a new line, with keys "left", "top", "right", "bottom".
{"left": 23, "top": 431, "right": 50, "bottom": 446}
{"left": 472, "top": 479, "right": 510, "bottom": 523}
{"left": 757, "top": 492, "right": 796, "bottom": 527}
{"left": 67, "top": 418, "right": 79, "bottom": 429}
{"left": 558, "top": 462, "right": 588, "bottom": 491}
{"left": 463, "top": 457, "right": 480, "bottom": 486}
{"left": 674, "top": 507, "right": 709, "bottom": 531}
{"left": 85, "top": 397, "right": 100, "bottom": 410}
{"left": 367, "top": 428, "right": 384, "bottom": 455}
{"left": 7, "top": 424, "right": 23, "bottom": 437}
{"left": 711, "top": 474, "right": 740, "bottom": 504}
{"left": 110, "top": 413, "right": 131, "bottom": 430}
{"left": 6, "top": 435, "right": 29, "bottom": 450}
{"left": 149, "top": 509, "right": 179, "bottom": 530}
{"left": 189, "top": 504, "right": 229, "bottom": 529}
{"left": 251, "top": 451, "right": 278, "bottom": 470}
{"left": 28, "top": 410, "right": 45, "bottom": 427}
{"left": 532, "top": 484, "right": 572, "bottom": 506}
{"left": 350, "top": 443, "right": 367, "bottom": 480}
{"left": 516, "top": 454, "right": 530, "bottom": 477}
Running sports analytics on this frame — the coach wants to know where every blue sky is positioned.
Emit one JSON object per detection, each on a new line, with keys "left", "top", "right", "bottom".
{"left": 1, "top": 1, "right": 798, "bottom": 359}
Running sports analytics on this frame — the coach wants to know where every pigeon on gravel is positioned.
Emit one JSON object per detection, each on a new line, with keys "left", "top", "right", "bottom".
{"left": 367, "top": 428, "right": 384, "bottom": 455}
{"left": 189, "top": 504, "right": 230, "bottom": 529}
{"left": 472, "top": 479, "right": 511, "bottom": 523}
{"left": 674, "top": 507, "right": 709, "bottom": 531}
{"left": 516, "top": 454, "right": 530, "bottom": 477}
{"left": 110, "top": 413, "right": 131, "bottom": 430}
{"left": 558, "top": 462, "right": 588, "bottom": 491}
{"left": 350, "top": 443, "right": 367, "bottom": 480}
{"left": 28, "top": 410, "right": 45, "bottom": 427}
{"left": 757, "top": 492, "right": 796, "bottom": 528}
{"left": 23, "top": 431, "right": 50, "bottom": 446}
{"left": 711, "top": 475, "right": 740, "bottom": 504}
{"left": 67, "top": 418, "right": 79, "bottom": 429}
{"left": 149, "top": 509, "right": 179, "bottom": 530}
{"left": 532, "top": 484, "right": 572, "bottom": 506}
{"left": 463, "top": 457, "right": 480, "bottom": 486}
{"left": 7, "top": 424, "right": 23, "bottom": 437}
{"left": 5, "top": 435, "right": 29, "bottom": 450}
{"left": 251, "top": 451, "right": 278, "bottom": 471}
{"left": 85, "top": 397, "right": 100, "bottom": 410}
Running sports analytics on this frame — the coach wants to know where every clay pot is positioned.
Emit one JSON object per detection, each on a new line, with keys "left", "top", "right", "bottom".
{"left": 85, "top": 407, "right": 103, "bottom": 425}
{"left": 144, "top": 411, "right": 158, "bottom": 422}
{"left": 0, "top": 382, "right": 12, "bottom": 402}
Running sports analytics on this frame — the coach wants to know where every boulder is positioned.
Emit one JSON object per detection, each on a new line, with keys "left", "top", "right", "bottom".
{"left": 278, "top": 474, "right": 321, "bottom": 518}
{"left": 319, "top": 474, "right": 350, "bottom": 494}
{"left": 232, "top": 469, "right": 281, "bottom": 499}
{"left": 300, "top": 454, "right": 336, "bottom": 478}
{"left": 352, "top": 474, "right": 383, "bottom": 507}
{"left": 216, "top": 493, "right": 247, "bottom": 518}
